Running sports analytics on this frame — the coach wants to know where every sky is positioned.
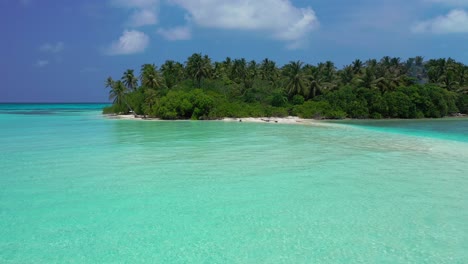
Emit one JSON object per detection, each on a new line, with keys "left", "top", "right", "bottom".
{"left": 1, "top": 0, "right": 468, "bottom": 102}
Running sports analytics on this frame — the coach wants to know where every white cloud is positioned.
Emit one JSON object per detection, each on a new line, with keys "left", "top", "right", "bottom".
{"left": 412, "top": 9, "right": 468, "bottom": 33}
{"left": 39, "top": 42, "right": 64, "bottom": 53}
{"left": 35, "top": 60, "right": 49, "bottom": 67}
{"left": 128, "top": 9, "right": 158, "bottom": 27}
{"left": 107, "top": 30, "right": 149, "bottom": 55}
{"left": 157, "top": 26, "right": 191, "bottom": 40}
{"left": 111, "top": 0, "right": 159, "bottom": 27}
{"left": 169, "top": 0, "right": 319, "bottom": 48}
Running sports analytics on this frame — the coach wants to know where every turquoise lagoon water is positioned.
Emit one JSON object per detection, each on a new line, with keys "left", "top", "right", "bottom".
{"left": 0, "top": 104, "right": 467, "bottom": 263}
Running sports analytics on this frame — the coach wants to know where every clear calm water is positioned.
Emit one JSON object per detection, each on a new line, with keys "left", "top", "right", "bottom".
{"left": 1, "top": 104, "right": 467, "bottom": 263}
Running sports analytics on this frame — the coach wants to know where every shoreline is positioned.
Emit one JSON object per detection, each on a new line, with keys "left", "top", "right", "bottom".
{"left": 106, "top": 114, "right": 329, "bottom": 126}
{"left": 105, "top": 114, "right": 468, "bottom": 124}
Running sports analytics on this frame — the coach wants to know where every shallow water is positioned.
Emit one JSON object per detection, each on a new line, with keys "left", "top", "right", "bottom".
{"left": 334, "top": 118, "right": 468, "bottom": 143}
{"left": 1, "top": 104, "right": 467, "bottom": 263}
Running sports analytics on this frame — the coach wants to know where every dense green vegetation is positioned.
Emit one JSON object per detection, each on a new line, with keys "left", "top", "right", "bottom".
{"left": 104, "top": 55, "right": 468, "bottom": 119}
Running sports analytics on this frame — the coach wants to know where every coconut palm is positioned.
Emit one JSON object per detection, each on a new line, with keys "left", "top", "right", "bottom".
{"left": 212, "top": 62, "right": 224, "bottom": 79}
{"left": 140, "top": 64, "right": 163, "bottom": 90}
{"left": 365, "top": 59, "right": 378, "bottom": 69}
{"left": 322, "top": 61, "right": 336, "bottom": 82}
{"left": 231, "top": 58, "right": 247, "bottom": 83}
{"left": 259, "top": 58, "right": 279, "bottom": 84}
{"left": 244, "top": 60, "right": 258, "bottom": 89}
{"left": 352, "top": 59, "right": 364, "bottom": 75}
{"left": 317, "top": 61, "right": 338, "bottom": 91}
{"left": 283, "top": 61, "right": 307, "bottom": 97}
{"left": 390, "top": 57, "right": 401, "bottom": 68}
{"left": 426, "top": 59, "right": 446, "bottom": 83}
{"left": 108, "top": 80, "right": 126, "bottom": 105}
{"left": 381, "top": 56, "right": 392, "bottom": 68}
{"left": 415, "top": 56, "right": 424, "bottom": 67}
{"left": 161, "top": 60, "right": 184, "bottom": 89}
{"left": 303, "top": 64, "right": 325, "bottom": 99}
{"left": 339, "top": 65, "right": 355, "bottom": 86}
{"left": 354, "top": 68, "right": 382, "bottom": 90}
{"left": 105, "top": 76, "right": 114, "bottom": 89}
{"left": 144, "top": 88, "right": 158, "bottom": 115}
{"left": 437, "top": 60, "right": 459, "bottom": 91}
{"left": 106, "top": 80, "right": 135, "bottom": 115}
{"left": 186, "top": 53, "right": 212, "bottom": 87}
{"left": 122, "top": 69, "right": 138, "bottom": 91}
{"left": 222, "top": 57, "right": 233, "bottom": 75}
{"left": 458, "top": 65, "right": 468, "bottom": 87}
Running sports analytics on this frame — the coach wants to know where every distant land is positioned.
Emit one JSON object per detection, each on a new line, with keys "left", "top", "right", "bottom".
{"left": 103, "top": 55, "right": 468, "bottom": 120}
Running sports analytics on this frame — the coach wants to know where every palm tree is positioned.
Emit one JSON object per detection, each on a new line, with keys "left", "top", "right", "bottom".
{"left": 140, "top": 64, "right": 163, "bottom": 90}
{"left": 381, "top": 56, "right": 392, "bottom": 68}
{"left": 439, "top": 72, "right": 459, "bottom": 91}
{"left": 231, "top": 58, "right": 247, "bottom": 83}
{"left": 259, "top": 58, "right": 279, "bottom": 84}
{"left": 436, "top": 59, "right": 460, "bottom": 91}
{"left": 212, "top": 62, "right": 224, "bottom": 79}
{"left": 222, "top": 57, "right": 233, "bottom": 77}
{"left": 434, "top": 59, "right": 447, "bottom": 81}
{"left": 260, "top": 58, "right": 271, "bottom": 80}
{"left": 161, "top": 60, "right": 184, "bottom": 89}
{"left": 339, "top": 65, "right": 354, "bottom": 86}
{"left": 122, "top": 69, "right": 138, "bottom": 91}
{"left": 365, "top": 59, "right": 378, "bottom": 69}
{"left": 352, "top": 59, "right": 364, "bottom": 75}
{"left": 186, "top": 53, "right": 212, "bottom": 87}
{"left": 415, "top": 56, "right": 424, "bottom": 67}
{"left": 283, "top": 61, "right": 307, "bottom": 97}
{"left": 244, "top": 60, "right": 258, "bottom": 89}
{"left": 318, "top": 61, "right": 338, "bottom": 91}
{"left": 405, "top": 58, "right": 415, "bottom": 68}
{"left": 106, "top": 80, "right": 136, "bottom": 115}
{"left": 390, "top": 57, "right": 401, "bottom": 68}
{"left": 105, "top": 76, "right": 114, "bottom": 89}
{"left": 354, "top": 68, "right": 382, "bottom": 90}
{"left": 458, "top": 65, "right": 468, "bottom": 87}
{"left": 108, "top": 80, "right": 126, "bottom": 105}
{"left": 304, "top": 64, "right": 325, "bottom": 99}
{"left": 144, "top": 88, "right": 158, "bottom": 116}
{"left": 213, "top": 59, "right": 234, "bottom": 82}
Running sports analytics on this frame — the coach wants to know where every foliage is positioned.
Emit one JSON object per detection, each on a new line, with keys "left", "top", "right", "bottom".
{"left": 102, "top": 104, "right": 128, "bottom": 114}
{"left": 154, "top": 89, "right": 214, "bottom": 120}
{"left": 293, "top": 101, "right": 346, "bottom": 119}
{"left": 104, "top": 54, "right": 468, "bottom": 119}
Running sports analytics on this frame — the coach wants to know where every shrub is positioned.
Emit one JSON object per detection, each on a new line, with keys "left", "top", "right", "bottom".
{"left": 457, "top": 94, "right": 468, "bottom": 114}
{"left": 270, "top": 92, "right": 288, "bottom": 107}
{"left": 102, "top": 104, "right": 127, "bottom": 114}
{"left": 293, "top": 101, "right": 346, "bottom": 119}
{"left": 291, "top": 95, "right": 305, "bottom": 105}
{"left": 384, "top": 91, "right": 414, "bottom": 118}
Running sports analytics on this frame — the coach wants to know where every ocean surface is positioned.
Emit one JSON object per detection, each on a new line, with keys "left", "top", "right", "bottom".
{"left": 1, "top": 104, "right": 467, "bottom": 263}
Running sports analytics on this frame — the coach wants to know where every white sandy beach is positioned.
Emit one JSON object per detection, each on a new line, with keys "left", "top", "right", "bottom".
{"left": 107, "top": 114, "right": 330, "bottom": 126}
{"left": 221, "top": 116, "right": 316, "bottom": 125}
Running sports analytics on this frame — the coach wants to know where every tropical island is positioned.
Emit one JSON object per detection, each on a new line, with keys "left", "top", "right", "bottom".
{"left": 104, "top": 54, "right": 468, "bottom": 120}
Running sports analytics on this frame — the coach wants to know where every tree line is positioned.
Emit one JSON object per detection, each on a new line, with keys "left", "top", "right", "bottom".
{"left": 104, "top": 54, "right": 468, "bottom": 119}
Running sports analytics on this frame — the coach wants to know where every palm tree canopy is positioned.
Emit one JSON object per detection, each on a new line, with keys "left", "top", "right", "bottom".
{"left": 122, "top": 69, "right": 138, "bottom": 91}
{"left": 186, "top": 53, "right": 212, "bottom": 87}
{"left": 108, "top": 80, "right": 128, "bottom": 105}
{"left": 283, "top": 61, "right": 306, "bottom": 97}
{"left": 140, "top": 64, "right": 163, "bottom": 90}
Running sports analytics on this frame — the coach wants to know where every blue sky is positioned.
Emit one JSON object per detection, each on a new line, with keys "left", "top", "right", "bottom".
{"left": 1, "top": 0, "right": 468, "bottom": 102}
